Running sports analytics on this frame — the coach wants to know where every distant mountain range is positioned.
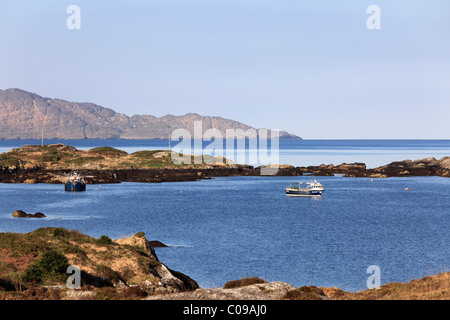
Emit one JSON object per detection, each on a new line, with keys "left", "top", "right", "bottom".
{"left": 0, "top": 89, "right": 301, "bottom": 140}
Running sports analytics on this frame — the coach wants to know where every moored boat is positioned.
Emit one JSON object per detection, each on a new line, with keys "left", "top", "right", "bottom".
{"left": 65, "top": 173, "right": 86, "bottom": 192}
{"left": 286, "top": 178, "right": 324, "bottom": 197}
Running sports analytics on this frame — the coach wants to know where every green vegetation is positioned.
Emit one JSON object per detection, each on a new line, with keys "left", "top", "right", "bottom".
{"left": 283, "top": 286, "right": 325, "bottom": 300}
{"left": 88, "top": 147, "right": 128, "bottom": 157}
{"left": 63, "top": 155, "right": 105, "bottom": 166}
{"left": 134, "top": 232, "right": 146, "bottom": 238}
{"left": 22, "top": 250, "right": 70, "bottom": 285}
{"left": 0, "top": 153, "right": 20, "bottom": 167}
{"left": 131, "top": 150, "right": 179, "bottom": 168}
{"left": 95, "top": 235, "right": 114, "bottom": 246}
{"left": 1, "top": 143, "right": 231, "bottom": 171}
{"left": 39, "top": 150, "right": 62, "bottom": 162}
{"left": 131, "top": 150, "right": 162, "bottom": 158}
{"left": 0, "top": 227, "right": 192, "bottom": 300}
{"left": 95, "top": 264, "right": 122, "bottom": 283}
{"left": 137, "top": 256, "right": 161, "bottom": 274}
{"left": 53, "top": 227, "right": 71, "bottom": 238}
{"left": 223, "top": 277, "right": 267, "bottom": 289}
{"left": 336, "top": 273, "right": 450, "bottom": 300}
{"left": 0, "top": 232, "right": 47, "bottom": 258}
{"left": 92, "top": 286, "right": 148, "bottom": 300}
{"left": 0, "top": 227, "right": 448, "bottom": 300}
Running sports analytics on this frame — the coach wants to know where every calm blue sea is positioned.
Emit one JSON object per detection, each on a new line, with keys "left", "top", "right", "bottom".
{"left": 0, "top": 140, "right": 449, "bottom": 291}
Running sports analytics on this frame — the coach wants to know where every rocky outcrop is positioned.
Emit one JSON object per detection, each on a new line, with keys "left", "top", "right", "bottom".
{"left": 146, "top": 272, "right": 450, "bottom": 300}
{"left": 368, "top": 157, "right": 450, "bottom": 178}
{"left": 145, "top": 281, "right": 297, "bottom": 300}
{"left": 0, "top": 228, "right": 198, "bottom": 296}
{"left": 289, "top": 157, "right": 450, "bottom": 178}
{"left": 11, "top": 210, "right": 46, "bottom": 218}
{"left": 113, "top": 233, "right": 198, "bottom": 293}
{"left": 0, "top": 227, "right": 448, "bottom": 300}
{"left": 0, "top": 88, "right": 301, "bottom": 140}
{"left": 1, "top": 158, "right": 449, "bottom": 185}
{"left": 0, "top": 144, "right": 448, "bottom": 184}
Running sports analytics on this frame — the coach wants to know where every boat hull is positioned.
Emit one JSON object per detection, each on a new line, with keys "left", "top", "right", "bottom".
{"left": 65, "top": 181, "right": 86, "bottom": 192}
{"left": 286, "top": 188, "right": 323, "bottom": 197}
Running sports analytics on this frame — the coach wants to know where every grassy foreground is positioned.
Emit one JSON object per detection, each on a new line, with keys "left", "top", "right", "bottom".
{"left": 0, "top": 227, "right": 198, "bottom": 300}
{"left": 0, "top": 228, "right": 448, "bottom": 300}
{"left": 282, "top": 273, "right": 449, "bottom": 300}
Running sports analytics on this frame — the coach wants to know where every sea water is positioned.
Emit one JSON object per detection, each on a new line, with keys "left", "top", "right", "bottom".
{"left": 0, "top": 139, "right": 449, "bottom": 291}
{"left": 0, "top": 175, "right": 448, "bottom": 292}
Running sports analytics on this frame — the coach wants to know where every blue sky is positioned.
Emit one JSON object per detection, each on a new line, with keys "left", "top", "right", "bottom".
{"left": 0, "top": 0, "right": 449, "bottom": 139}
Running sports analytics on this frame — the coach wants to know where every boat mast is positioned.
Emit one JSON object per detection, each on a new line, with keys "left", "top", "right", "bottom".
{"left": 41, "top": 106, "right": 47, "bottom": 147}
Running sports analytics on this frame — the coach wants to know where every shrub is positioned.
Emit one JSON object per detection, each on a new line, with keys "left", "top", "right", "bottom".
{"left": 223, "top": 277, "right": 267, "bottom": 289}
{"left": 95, "top": 265, "right": 121, "bottom": 283}
{"left": 22, "top": 250, "right": 69, "bottom": 285}
{"left": 283, "top": 286, "right": 325, "bottom": 300}
{"left": 137, "top": 257, "right": 160, "bottom": 273}
{"left": 134, "top": 232, "right": 145, "bottom": 238}
{"left": 22, "top": 263, "right": 43, "bottom": 285}
{"left": 131, "top": 151, "right": 158, "bottom": 159}
{"left": 53, "top": 227, "right": 69, "bottom": 238}
{"left": 39, "top": 151, "right": 61, "bottom": 163}
{"left": 96, "top": 235, "right": 113, "bottom": 246}
{"left": 88, "top": 147, "right": 128, "bottom": 157}
{"left": 0, "top": 154, "right": 20, "bottom": 167}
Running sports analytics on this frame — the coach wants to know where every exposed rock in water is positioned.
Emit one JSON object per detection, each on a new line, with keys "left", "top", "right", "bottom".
{"left": 33, "top": 212, "right": 46, "bottom": 218}
{"left": 150, "top": 240, "right": 169, "bottom": 248}
{"left": 12, "top": 210, "right": 46, "bottom": 218}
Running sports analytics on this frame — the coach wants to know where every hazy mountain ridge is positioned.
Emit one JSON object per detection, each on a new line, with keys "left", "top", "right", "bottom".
{"left": 0, "top": 89, "right": 301, "bottom": 140}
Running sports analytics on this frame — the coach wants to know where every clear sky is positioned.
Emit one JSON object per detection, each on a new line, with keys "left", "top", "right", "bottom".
{"left": 0, "top": 0, "right": 449, "bottom": 139}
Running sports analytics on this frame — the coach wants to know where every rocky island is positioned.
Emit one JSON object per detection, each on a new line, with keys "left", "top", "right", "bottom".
{"left": 0, "top": 144, "right": 449, "bottom": 185}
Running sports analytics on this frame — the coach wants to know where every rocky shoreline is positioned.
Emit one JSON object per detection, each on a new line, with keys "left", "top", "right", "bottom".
{"left": 0, "top": 228, "right": 199, "bottom": 299}
{"left": 0, "top": 228, "right": 448, "bottom": 300}
{"left": 0, "top": 144, "right": 449, "bottom": 184}
{"left": 1, "top": 157, "right": 449, "bottom": 185}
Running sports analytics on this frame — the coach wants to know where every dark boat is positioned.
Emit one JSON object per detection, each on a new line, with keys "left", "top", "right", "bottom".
{"left": 65, "top": 173, "right": 86, "bottom": 192}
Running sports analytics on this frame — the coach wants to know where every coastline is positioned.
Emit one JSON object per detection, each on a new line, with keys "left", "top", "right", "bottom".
{"left": 0, "top": 227, "right": 448, "bottom": 300}
{"left": 0, "top": 143, "right": 449, "bottom": 184}
{"left": 1, "top": 157, "right": 449, "bottom": 185}
{"left": 1, "top": 144, "right": 448, "bottom": 300}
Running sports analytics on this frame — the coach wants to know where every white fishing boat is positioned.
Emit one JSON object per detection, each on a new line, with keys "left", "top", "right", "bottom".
{"left": 286, "top": 177, "right": 324, "bottom": 197}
